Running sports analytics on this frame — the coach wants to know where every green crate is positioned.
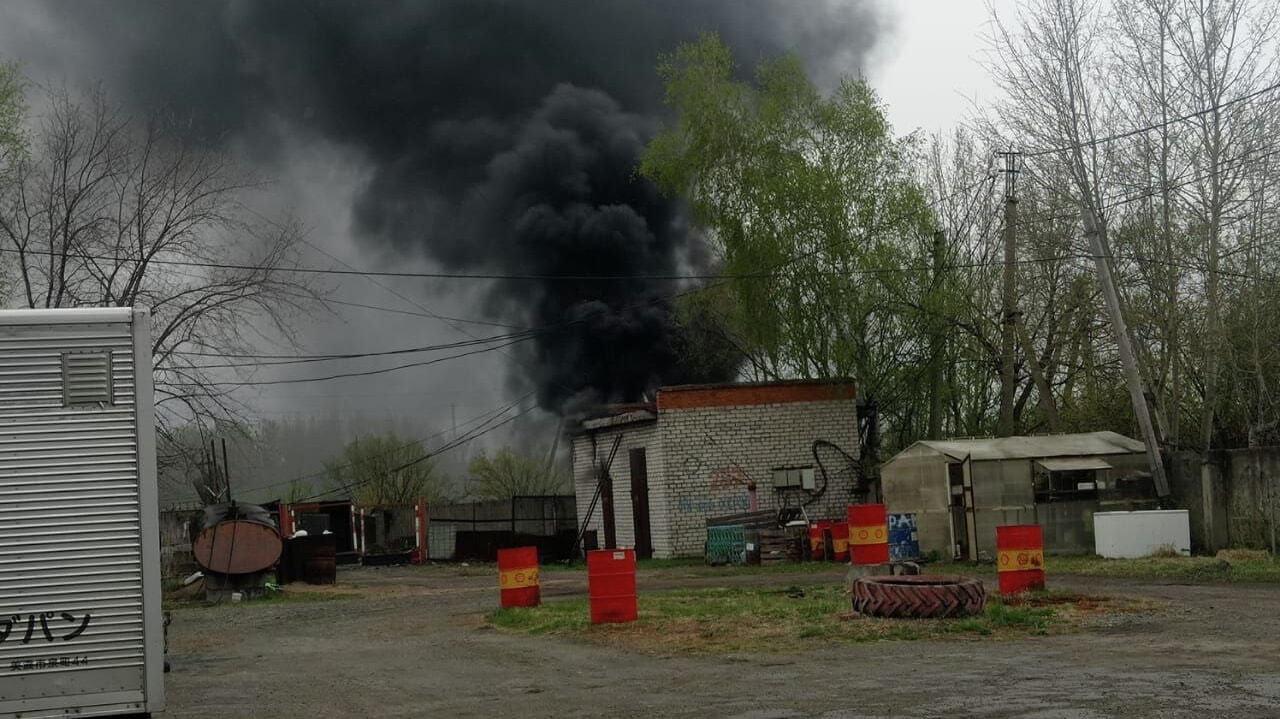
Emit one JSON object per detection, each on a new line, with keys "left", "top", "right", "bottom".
{"left": 705, "top": 524, "right": 747, "bottom": 565}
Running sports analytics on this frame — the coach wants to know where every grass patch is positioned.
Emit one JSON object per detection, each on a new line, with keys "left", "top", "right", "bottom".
{"left": 487, "top": 584, "right": 1136, "bottom": 654}
{"left": 928, "top": 553, "right": 1280, "bottom": 583}
{"left": 545, "top": 557, "right": 843, "bottom": 575}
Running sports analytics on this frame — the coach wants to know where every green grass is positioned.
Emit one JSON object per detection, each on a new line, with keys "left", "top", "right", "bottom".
{"left": 543, "top": 556, "right": 843, "bottom": 574}
{"left": 487, "top": 584, "right": 1104, "bottom": 654}
{"left": 929, "top": 554, "right": 1280, "bottom": 583}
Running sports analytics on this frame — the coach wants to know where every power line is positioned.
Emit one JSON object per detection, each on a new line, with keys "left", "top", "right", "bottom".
{"left": 0, "top": 245, "right": 768, "bottom": 282}
{"left": 292, "top": 397, "right": 539, "bottom": 504}
{"left": 0, "top": 173, "right": 996, "bottom": 286}
{"left": 1024, "top": 80, "right": 1280, "bottom": 158}
{"left": 243, "top": 393, "right": 536, "bottom": 497}
{"left": 178, "top": 329, "right": 542, "bottom": 367}
{"left": 287, "top": 292, "right": 527, "bottom": 329}
{"left": 204, "top": 336, "right": 533, "bottom": 386}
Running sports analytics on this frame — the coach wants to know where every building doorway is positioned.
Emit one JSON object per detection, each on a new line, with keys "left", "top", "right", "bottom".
{"left": 629, "top": 448, "right": 653, "bottom": 559}
{"left": 948, "top": 461, "right": 976, "bottom": 561}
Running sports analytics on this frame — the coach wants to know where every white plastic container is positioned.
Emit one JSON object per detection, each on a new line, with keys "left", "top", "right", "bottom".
{"left": 1093, "top": 509, "right": 1191, "bottom": 558}
{"left": 0, "top": 308, "right": 165, "bottom": 718}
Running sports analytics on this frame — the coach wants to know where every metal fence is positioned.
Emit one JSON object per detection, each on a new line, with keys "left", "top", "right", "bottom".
{"left": 428, "top": 495, "right": 576, "bottom": 562}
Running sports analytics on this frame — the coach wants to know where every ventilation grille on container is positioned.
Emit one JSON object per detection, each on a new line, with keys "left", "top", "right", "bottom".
{"left": 61, "top": 350, "right": 114, "bottom": 407}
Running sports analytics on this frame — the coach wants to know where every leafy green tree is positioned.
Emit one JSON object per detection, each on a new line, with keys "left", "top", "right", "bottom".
{"left": 325, "top": 434, "right": 447, "bottom": 506}
{"left": 467, "top": 448, "right": 566, "bottom": 500}
{"left": 641, "top": 33, "right": 939, "bottom": 445}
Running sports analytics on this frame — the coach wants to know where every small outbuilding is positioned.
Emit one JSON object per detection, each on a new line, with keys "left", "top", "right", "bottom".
{"left": 570, "top": 379, "right": 862, "bottom": 559}
{"left": 880, "top": 431, "right": 1158, "bottom": 558}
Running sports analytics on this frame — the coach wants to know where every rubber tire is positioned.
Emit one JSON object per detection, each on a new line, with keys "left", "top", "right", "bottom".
{"left": 851, "top": 575, "right": 986, "bottom": 618}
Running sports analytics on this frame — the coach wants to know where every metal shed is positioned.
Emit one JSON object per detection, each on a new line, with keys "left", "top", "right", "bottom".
{"left": 0, "top": 308, "right": 165, "bottom": 718}
{"left": 880, "top": 431, "right": 1158, "bottom": 559}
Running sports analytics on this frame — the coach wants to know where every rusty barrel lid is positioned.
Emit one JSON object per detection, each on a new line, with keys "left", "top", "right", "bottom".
{"left": 195, "top": 520, "right": 284, "bottom": 575}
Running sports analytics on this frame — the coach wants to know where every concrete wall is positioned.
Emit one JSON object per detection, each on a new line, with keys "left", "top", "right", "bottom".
{"left": 1221, "top": 447, "right": 1280, "bottom": 550}
{"left": 656, "top": 398, "right": 859, "bottom": 557}
{"left": 570, "top": 421, "right": 661, "bottom": 553}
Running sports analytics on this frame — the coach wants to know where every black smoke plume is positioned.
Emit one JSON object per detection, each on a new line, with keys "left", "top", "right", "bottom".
{"left": 9, "top": 0, "right": 886, "bottom": 412}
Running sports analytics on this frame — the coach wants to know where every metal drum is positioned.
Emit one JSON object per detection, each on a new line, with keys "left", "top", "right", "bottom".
{"left": 588, "top": 549, "right": 637, "bottom": 624}
{"left": 848, "top": 503, "right": 889, "bottom": 565}
{"left": 497, "top": 546, "right": 540, "bottom": 608}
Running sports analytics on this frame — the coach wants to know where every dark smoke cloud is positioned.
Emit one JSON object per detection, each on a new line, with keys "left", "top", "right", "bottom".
{"left": 5, "top": 0, "right": 887, "bottom": 412}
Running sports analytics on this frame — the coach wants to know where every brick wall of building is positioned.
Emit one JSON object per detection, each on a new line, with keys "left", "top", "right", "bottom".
{"left": 656, "top": 397, "right": 860, "bottom": 557}
{"left": 570, "top": 381, "right": 860, "bottom": 560}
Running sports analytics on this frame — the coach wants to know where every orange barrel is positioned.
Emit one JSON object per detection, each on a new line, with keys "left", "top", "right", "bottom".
{"left": 587, "top": 548, "right": 637, "bottom": 624}
{"left": 829, "top": 522, "right": 850, "bottom": 562}
{"left": 848, "top": 503, "right": 889, "bottom": 565}
{"left": 808, "top": 523, "right": 825, "bottom": 561}
{"left": 996, "top": 525, "right": 1045, "bottom": 595}
{"left": 497, "top": 546, "right": 540, "bottom": 608}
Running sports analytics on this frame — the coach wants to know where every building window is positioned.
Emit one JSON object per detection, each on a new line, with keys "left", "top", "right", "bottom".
{"left": 61, "top": 350, "right": 114, "bottom": 407}
{"left": 1034, "top": 469, "right": 1099, "bottom": 502}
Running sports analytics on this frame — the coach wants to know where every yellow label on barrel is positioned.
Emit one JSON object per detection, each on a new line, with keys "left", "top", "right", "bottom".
{"left": 997, "top": 549, "right": 1044, "bottom": 572}
{"left": 499, "top": 567, "right": 540, "bottom": 589}
{"left": 848, "top": 525, "right": 887, "bottom": 546}
{"left": 832, "top": 537, "right": 848, "bottom": 553}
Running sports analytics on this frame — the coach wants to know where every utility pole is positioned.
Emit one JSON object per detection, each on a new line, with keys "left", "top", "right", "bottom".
{"left": 998, "top": 151, "right": 1019, "bottom": 436}
{"left": 927, "top": 230, "right": 946, "bottom": 439}
{"left": 1081, "top": 208, "right": 1171, "bottom": 497}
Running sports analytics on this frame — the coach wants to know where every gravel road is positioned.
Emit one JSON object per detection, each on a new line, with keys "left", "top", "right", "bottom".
{"left": 163, "top": 565, "right": 1280, "bottom": 718}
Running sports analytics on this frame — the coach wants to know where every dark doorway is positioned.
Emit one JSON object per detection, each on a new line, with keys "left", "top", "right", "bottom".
{"left": 629, "top": 448, "right": 653, "bottom": 559}
{"left": 948, "top": 462, "right": 974, "bottom": 561}
{"left": 601, "top": 469, "right": 617, "bottom": 550}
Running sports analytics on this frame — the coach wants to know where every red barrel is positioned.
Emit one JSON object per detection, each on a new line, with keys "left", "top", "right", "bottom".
{"left": 587, "top": 549, "right": 637, "bottom": 624}
{"left": 808, "top": 523, "right": 825, "bottom": 560}
{"left": 497, "top": 546, "right": 540, "bottom": 608}
{"left": 829, "top": 522, "right": 850, "bottom": 562}
{"left": 848, "top": 504, "right": 889, "bottom": 565}
{"left": 996, "top": 525, "right": 1045, "bottom": 596}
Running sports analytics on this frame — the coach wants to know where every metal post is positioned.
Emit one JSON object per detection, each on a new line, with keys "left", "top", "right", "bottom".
{"left": 221, "top": 438, "right": 232, "bottom": 505}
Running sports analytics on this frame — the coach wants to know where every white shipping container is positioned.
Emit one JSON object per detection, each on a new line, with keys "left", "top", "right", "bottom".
{"left": 1093, "top": 509, "right": 1192, "bottom": 559}
{"left": 0, "top": 309, "right": 165, "bottom": 718}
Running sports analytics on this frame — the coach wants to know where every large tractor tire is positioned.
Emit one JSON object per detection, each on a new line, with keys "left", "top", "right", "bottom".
{"left": 851, "top": 575, "right": 986, "bottom": 618}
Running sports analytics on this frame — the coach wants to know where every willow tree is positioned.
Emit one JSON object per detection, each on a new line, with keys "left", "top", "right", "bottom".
{"left": 640, "top": 34, "right": 938, "bottom": 446}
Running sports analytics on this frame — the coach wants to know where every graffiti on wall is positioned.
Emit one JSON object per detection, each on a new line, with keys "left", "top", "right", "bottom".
{"left": 673, "top": 428, "right": 759, "bottom": 517}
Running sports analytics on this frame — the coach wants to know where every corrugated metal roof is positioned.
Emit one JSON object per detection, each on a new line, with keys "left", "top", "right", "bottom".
{"left": 903, "top": 431, "right": 1145, "bottom": 462}
{"left": 1035, "top": 457, "right": 1116, "bottom": 472}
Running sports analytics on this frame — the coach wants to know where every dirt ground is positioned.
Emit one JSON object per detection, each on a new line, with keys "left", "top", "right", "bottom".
{"left": 164, "top": 564, "right": 1280, "bottom": 718}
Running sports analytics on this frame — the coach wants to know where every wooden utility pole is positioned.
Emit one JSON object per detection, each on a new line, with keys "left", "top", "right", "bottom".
{"left": 998, "top": 151, "right": 1019, "bottom": 436}
{"left": 1081, "top": 208, "right": 1171, "bottom": 497}
{"left": 927, "top": 230, "right": 946, "bottom": 439}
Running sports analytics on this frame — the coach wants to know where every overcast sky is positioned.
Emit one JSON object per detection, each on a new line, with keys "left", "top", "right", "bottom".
{"left": 872, "top": 0, "right": 1015, "bottom": 136}
{"left": 0, "top": 1, "right": 1016, "bottom": 456}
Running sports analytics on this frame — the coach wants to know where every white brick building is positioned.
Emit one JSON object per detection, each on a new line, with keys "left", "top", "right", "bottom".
{"left": 570, "top": 380, "right": 861, "bottom": 558}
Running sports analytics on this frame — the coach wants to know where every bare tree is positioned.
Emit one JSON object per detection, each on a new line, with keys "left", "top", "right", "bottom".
{"left": 0, "top": 84, "right": 324, "bottom": 441}
{"left": 1167, "top": 0, "right": 1278, "bottom": 454}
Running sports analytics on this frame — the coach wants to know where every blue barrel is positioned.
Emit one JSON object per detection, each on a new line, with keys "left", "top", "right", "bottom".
{"left": 887, "top": 513, "right": 919, "bottom": 561}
